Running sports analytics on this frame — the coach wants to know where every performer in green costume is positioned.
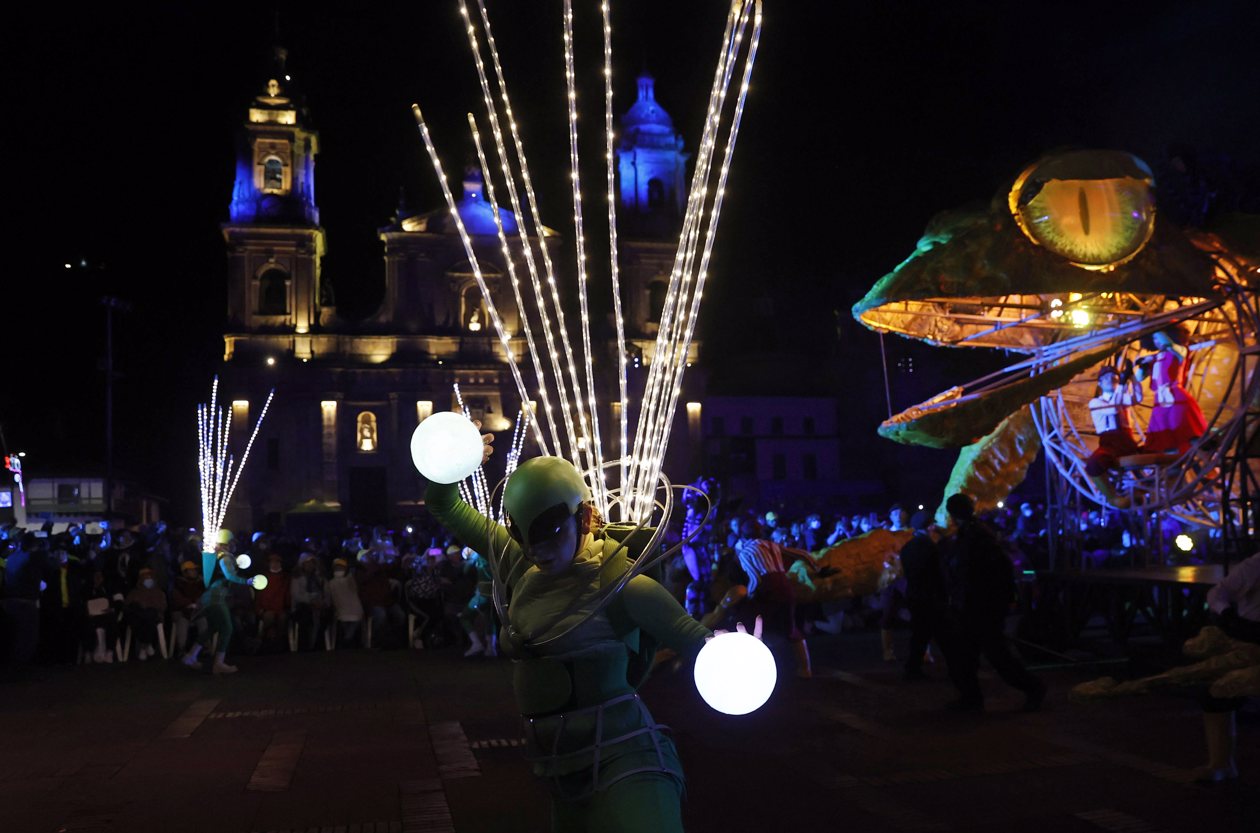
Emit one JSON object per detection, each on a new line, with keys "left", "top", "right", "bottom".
{"left": 181, "top": 529, "right": 252, "bottom": 675}
{"left": 427, "top": 433, "right": 735, "bottom": 833}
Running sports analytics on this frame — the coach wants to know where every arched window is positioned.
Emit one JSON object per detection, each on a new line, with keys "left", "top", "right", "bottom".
{"left": 647, "top": 178, "right": 665, "bottom": 209}
{"left": 462, "top": 284, "right": 487, "bottom": 332}
{"left": 356, "top": 412, "right": 378, "bottom": 453}
{"left": 258, "top": 269, "right": 289, "bottom": 315}
{"left": 263, "top": 156, "right": 285, "bottom": 192}
{"left": 648, "top": 280, "right": 667, "bottom": 323}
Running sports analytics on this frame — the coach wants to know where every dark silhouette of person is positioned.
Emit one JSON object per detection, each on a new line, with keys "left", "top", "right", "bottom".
{"left": 900, "top": 511, "right": 957, "bottom": 683}
{"left": 943, "top": 494, "right": 1045, "bottom": 711}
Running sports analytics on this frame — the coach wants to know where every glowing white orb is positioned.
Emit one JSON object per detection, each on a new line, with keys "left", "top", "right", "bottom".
{"left": 235, "top": 554, "right": 252, "bottom": 570}
{"left": 410, "top": 412, "right": 484, "bottom": 484}
{"left": 251, "top": 574, "right": 269, "bottom": 591}
{"left": 1175, "top": 533, "right": 1194, "bottom": 552}
{"left": 693, "top": 631, "right": 777, "bottom": 715}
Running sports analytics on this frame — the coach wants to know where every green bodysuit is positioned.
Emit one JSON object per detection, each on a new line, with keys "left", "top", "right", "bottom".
{"left": 196, "top": 551, "right": 251, "bottom": 651}
{"left": 426, "top": 481, "right": 711, "bottom": 832}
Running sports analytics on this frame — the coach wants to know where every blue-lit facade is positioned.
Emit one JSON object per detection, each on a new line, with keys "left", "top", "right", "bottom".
{"left": 219, "top": 57, "right": 703, "bottom": 530}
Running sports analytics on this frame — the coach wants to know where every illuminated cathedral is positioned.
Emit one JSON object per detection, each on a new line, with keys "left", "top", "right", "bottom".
{"left": 219, "top": 51, "right": 699, "bottom": 528}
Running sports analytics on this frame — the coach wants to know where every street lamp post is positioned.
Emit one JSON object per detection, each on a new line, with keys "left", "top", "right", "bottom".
{"left": 101, "top": 296, "right": 131, "bottom": 519}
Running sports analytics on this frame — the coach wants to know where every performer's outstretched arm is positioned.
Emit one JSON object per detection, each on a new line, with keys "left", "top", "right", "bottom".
{"left": 621, "top": 574, "right": 712, "bottom": 657}
{"left": 425, "top": 481, "right": 529, "bottom": 591}
{"left": 215, "top": 552, "right": 253, "bottom": 586}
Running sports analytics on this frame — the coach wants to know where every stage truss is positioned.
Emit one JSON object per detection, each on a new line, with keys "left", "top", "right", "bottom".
{"left": 1031, "top": 249, "right": 1260, "bottom": 565}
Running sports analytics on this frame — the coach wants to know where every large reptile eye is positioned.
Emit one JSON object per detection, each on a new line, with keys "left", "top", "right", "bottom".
{"left": 1009, "top": 150, "right": 1156, "bottom": 270}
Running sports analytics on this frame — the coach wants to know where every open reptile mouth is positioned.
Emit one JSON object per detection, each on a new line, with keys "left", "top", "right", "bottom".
{"left": 857, "top": 291, "right": 1225, "bottom": 448}
{"left": 850, "top": 149, "right": 1224, "bottom": 449}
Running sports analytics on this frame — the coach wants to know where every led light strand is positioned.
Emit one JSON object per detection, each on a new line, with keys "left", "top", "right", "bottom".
{"left": 471, "top": 0, "right": 598, "bottom": 498}
{"left": 197, "top": 378, "right": 273, "bottom": 546}
{"left": 634, "top": 1, "right": 758, "bottom": 521}
{"left": 601, "top": 0, "right": 629, "bottom": 515}
{"left": 627, "top": 1, "right": 740, "bottom": 512}
{"left": 562, "top": 0, "right": 608, "bottom": 512}
{"left": 644, "top": 3, "right": 761, "bottom": 505}
{"left": 425, "top": 0, "right": 761, "bottom": 523}
{"left": 628, "top": 2, "right": 745, "bottom": 520}
{"left": 453, "top": 383, "right": 492, "bottom": 514}
{"left": 411, "top": 104, "right": 546, "bottom": 454}
{"left": 459, "top": 2, "right": 582, "bottom": 469}
{"left": 466, "top": 114, "right": 557, "bottom": 457}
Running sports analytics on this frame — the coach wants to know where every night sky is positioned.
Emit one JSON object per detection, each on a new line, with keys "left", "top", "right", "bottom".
{"left": 6, "top": 1, "right": 1260, "bottom": 519}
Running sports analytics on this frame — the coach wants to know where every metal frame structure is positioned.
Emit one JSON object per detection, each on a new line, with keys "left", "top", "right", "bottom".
{"left": 1033, "top": 265, "right": 1260, "bottom": 569}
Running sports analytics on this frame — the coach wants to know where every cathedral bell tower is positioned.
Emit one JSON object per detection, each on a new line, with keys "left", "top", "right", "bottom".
{"left": 616, "top": 72, "right": 692, "bottom": 349}
{"left": 617, "top": 72, "right": 689, "bottom": 238}
{"left": 222, "top": 47, "right": 330, "bottom": 360}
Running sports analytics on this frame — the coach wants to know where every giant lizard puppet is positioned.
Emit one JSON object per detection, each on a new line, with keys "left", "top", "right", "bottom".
{"left": 851, "top": 149, "right": 1260, "bottom": 520}
{"left": 760, "top": 150, "right": 1260, "bottom": 608}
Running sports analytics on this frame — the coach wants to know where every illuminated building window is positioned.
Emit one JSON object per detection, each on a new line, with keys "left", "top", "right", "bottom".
{"left": 254, "top": 140, "right": 291, "bottom": 193}
{"left": 258, "top": 269, "right": 289, "bottom": 315}
{"left": 357, "top": 412, "right": 378, "bottom": 453}
{"left": 263, "top": 156, "right": 285, "bottom": 192}
{"left": 462, "top": 285, "right": 487, "bottom": 332}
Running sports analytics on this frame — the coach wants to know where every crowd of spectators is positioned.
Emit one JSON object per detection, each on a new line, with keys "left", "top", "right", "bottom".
{"left": 0, "top": 518, "right": 486, "bottom": 666}
{"left": 0, "top": 484, "right": 1210, "bottom": 668}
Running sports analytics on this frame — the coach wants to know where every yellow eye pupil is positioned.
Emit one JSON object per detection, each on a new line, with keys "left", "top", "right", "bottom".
{"left": 1009, "top": 151, "right": 1156, "bottom": 270}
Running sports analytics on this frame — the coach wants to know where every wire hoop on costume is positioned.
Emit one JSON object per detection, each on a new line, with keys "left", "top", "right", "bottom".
{"left": 479, "top": 458, "right": 716, "bottom": 651}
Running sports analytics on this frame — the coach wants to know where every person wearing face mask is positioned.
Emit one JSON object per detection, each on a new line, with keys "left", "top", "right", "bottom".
{"left": 327, "top": 557, "right": 365, "bottom": 647}
{"left": 425, "top": 431, "right": 749, "bottom": 833}
{"left": 289, "top": 553, "right": 328, "bottom": 651}
{"left": 171, "top": 561, "right": 204, "bottom": 653}
{"left": 254, "top": 553, "right": 292, "bottom": 651}
{"left": 124, "top": 567, "right": 168, "bottom": 661}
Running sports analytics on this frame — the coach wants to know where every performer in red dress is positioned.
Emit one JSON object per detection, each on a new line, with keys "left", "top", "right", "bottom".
{"left": 1137, "top": 324, "right": 1207, "bottom": 455}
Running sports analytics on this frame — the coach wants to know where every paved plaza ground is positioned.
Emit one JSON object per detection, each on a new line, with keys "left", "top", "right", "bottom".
{"left": 2, "top": 629, "right": 1256, "bottom": 833}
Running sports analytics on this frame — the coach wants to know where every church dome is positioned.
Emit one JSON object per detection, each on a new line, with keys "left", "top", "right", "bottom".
{"left": 399, "top": 167, "right": 556, "bottom": 237}
{"left": 621, "top": 73, "right": 676, "bottom": 139}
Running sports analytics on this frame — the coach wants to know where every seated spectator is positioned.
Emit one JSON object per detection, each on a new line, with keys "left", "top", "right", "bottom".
{"left": 254, "top": 553, "right": 291, "bottom": 651}
{"left": 82, "top": 569, "right": 121, "bottom": 664}
{"left": 123, "top": 567, "right": 167, "bottom": 661}
{"left": 437, "top": 545, "right": 475, "bottom": 649}
{"left": 357, "top": 552, "right": 405, "bottom": 648}
{"left": 290, "top": 552, "right": 328, "bottom": 651}
{"left": 170, "top": 561, "right": 204, "bottom": 653}
{"left": 328, "top": 557, "right": 364, "bottom": 646}
{"left": 404, "top": 551, "right": 444, "bottom": 649}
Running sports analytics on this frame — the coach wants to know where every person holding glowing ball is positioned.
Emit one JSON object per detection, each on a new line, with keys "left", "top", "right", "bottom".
{"left": 180, "top": 528, "right": 257, "bottom": 675}
{"left": 417, "top": 413, "right": 772, "bottom": 833}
